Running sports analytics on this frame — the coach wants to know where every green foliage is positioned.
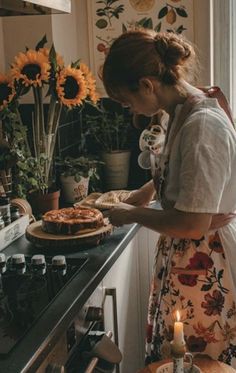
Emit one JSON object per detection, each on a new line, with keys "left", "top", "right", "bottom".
{"left": 2, "top": 110, "right": 49, "bottom": 198}
{"left": 96, "top": 0, "right": 124, "bottom": 27}
{"left": 56, "top": 156, "right": 104, "bottom": 191}
{"left": 85, "top": 108, "right": 131, "bottom": 152}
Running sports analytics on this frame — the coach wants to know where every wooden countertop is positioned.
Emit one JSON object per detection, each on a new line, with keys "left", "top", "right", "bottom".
{"left": 137, "top": 355, "right": 236, "bottom": 373}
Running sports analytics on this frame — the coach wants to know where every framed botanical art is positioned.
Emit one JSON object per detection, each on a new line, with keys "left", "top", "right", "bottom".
{"left": 87, "top": 0, "right": 194, "bottom": 96}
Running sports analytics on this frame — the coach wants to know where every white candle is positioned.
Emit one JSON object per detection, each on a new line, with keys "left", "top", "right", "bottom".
{"left": 173, "top": 310, "right": 184, "bottom": 345}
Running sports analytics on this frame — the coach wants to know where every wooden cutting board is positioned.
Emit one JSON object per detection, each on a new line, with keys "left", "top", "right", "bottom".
{"left": 137, "top": 355, "right": 236, "bottom": 373}
{"left": 26, "top": 220, "right": 113, "bottom": 249}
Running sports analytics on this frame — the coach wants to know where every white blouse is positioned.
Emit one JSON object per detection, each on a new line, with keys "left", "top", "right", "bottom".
{"left": 159, "top": 97, "right": 236, "bottom": 286}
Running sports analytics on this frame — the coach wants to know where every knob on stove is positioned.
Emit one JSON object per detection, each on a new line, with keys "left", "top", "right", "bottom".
{"left": 12, "top": 253, "right": 25, "bottom": 265}
{"left": 52, "top": 255, "right": 66, "bottom": 275}
{"left": 52, "top": 255, "right": 66, "bottom": 266}
{"left": 11, "top": 253, "right": 26, "bottom": 274}
{"left": 31, "top": 254, "right": 46, "bottom": 265}
{"left": 31, "top": 254, "right": 46, "bottom": 274}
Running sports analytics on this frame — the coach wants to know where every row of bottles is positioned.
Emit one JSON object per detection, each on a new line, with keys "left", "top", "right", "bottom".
{"left": 0, "top": 253, "right": 67, "bottom": 275}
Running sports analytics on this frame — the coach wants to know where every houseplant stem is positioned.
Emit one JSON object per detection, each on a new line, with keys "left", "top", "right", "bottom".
{"left": 45, "top": 102, "right": 62, "bottom": 183}
{"left": 32, "top": 86, "right": 40, "bottom": 157}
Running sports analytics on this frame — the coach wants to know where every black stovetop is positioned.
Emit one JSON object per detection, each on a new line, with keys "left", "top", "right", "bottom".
{"left": 0, "top": 254, "right": 88, "bottom": 355}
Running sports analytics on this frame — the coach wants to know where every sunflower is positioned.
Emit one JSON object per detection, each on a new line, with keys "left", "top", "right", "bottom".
{"left": 0, "top": 73, "right": 16, "bottom": 110}
{"left": 11, "top": 49, "right": 50, "bottom": 87}
{"left": 80, "top": 62, "right": 99, "bottom": 104}
{"left": 56, "top": 66, "right": 87, "bottom": 108}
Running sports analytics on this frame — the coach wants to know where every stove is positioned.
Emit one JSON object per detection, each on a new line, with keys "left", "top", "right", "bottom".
{"left": 0, "top": 252, "right": 88, "bottom": 355}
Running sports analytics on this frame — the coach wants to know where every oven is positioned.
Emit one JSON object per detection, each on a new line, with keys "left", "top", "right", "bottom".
{"left": 0, "top": 252, "right": 122, "bottom": 373}
{"left": 35, "top": 287, "right": 122, "bottom": 373}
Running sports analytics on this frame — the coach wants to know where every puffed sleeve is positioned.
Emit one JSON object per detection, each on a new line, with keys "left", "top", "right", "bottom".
{"left": 174, "top": 108, "right": 235, "bottom": 213}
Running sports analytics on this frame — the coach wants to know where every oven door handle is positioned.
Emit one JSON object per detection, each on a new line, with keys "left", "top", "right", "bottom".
{"left": 84, "top": 331, "right": 113, "bottom": 373}
{"left": 102, "top": 288, "right": 119, "bottom": 352}
{"left": 102, "top": 287, "right": 120, "bottom": 373}
{"left": 84, "top": 356, "right": 99, "bottom": 373}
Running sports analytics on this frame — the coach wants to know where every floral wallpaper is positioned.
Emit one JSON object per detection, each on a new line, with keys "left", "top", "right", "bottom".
{"left": 87, "top": 0, "right": 194, "bottom": 95}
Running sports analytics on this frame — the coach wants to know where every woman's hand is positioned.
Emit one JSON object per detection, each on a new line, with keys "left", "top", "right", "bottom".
{"left": 108, "top": 202, "right": 136, "bottom": 226}
{"left": 210, "top": 213, "right": 236, "bottom": 230}
{"left": 124, "top": 180, "right": 156, "bottom": 207}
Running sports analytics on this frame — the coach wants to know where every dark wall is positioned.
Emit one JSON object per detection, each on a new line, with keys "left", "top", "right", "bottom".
{"left": 19, "top": 99, "right": 151, "bottom": 191}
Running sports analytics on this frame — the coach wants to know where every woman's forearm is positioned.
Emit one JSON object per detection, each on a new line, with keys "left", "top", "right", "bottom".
{"left": 128, "top": 207, "right": 213, "bottom": 239}
{"left": 140, "top": 179, "right": 156, "bottom": 200}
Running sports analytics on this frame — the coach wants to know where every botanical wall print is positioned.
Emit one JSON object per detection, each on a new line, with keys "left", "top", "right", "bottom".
{"left": 87, "top": 0, "right": 193, "bottom": 95}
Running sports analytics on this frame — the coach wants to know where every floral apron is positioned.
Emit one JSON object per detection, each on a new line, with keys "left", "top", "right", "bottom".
{"left": 145, "top": 96, "right": 236, "bottom": 368}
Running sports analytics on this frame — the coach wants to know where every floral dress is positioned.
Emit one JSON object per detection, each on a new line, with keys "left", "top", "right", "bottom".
{"left": 145, "top": 97, "right": 236, "bottom": 368}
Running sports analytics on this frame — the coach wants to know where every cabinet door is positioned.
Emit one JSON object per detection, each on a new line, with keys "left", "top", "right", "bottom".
{"left": 102, "top": 228, "right": 160, "bottom": 373}
{"left": 136, "top": 226, "right": 159, "bottom": 352}
{"left": 102, "top": 235, "right": 143, "bottom": 373}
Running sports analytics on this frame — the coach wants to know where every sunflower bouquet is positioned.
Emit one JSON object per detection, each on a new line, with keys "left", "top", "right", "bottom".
{"left": 0, "top": 35, "right": 99, "bottom": 198}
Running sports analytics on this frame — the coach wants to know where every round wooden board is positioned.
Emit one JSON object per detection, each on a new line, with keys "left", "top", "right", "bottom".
{"left": 26, "top": 220, "right": 113, "bottom": 249}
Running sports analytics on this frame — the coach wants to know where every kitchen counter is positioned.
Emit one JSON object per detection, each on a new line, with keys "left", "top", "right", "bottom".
{"left": 0, "top": 220, "right": 141, "bottom": 373}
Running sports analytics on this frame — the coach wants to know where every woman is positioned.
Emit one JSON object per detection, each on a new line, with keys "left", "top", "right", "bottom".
{"left": 102, "top": 29, "right": 236, "bottom": 367}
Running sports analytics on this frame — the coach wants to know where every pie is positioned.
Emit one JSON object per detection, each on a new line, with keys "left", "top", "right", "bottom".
{"left": 42, "top": 206, "right": 104, "bottom": 235}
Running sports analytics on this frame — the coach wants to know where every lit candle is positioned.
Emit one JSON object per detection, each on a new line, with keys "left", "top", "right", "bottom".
{"left": 173, "top": 310, "right": 185, "bottom": 346}
{"left": 171, "top": 311, "right": 185, "bottom": 373}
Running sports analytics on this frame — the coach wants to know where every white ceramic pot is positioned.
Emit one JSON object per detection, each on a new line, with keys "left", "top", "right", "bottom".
{"left": 101, "top": 150, "right": 131, "bottom": 190}
{"left": 60, "top": 175, "right": 89, "bottom": 204}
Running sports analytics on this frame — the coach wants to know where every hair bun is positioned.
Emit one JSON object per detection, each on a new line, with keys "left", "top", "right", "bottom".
{"left": 154, "top": 33, "right": 193, "bottom": 67}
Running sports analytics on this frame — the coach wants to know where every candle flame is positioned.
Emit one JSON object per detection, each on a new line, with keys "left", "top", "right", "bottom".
{"left": 176, "top": 310, "right": 180, "bottom": 322}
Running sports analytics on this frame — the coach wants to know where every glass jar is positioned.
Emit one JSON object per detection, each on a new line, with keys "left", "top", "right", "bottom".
{"left": 0, "top": 197, "right": 11, "bottom": 226}
{"left": 10, "top": 206, "right": 21, "bottom": 221}
{"left": 0, "top": 212, "right": 5, "bottom": 230}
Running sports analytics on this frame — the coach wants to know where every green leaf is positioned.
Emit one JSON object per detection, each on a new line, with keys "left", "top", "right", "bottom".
{"left": 176, "top": 7, "right": 188, "bottom": 17}
{"left": 35, "top": 34, "right": 47, "bottom": 51}
{"left": 218, "top": 269, "right": 224, "bottom": 281}
{"left": 154, "top": 22, "right": 162, "bottom": 32}
{"left": 176, "top": 25, "right": 187, "bottom": 34}
{"left": 49, "top": 44, "right": 57, "bottom": 68}
{"left": 143, "top": 17, "right": 153, "bottom": 29}
{"left": 122, "top": 23, "right": 127, "bottom": 33}
{"left": 71, "top": 59, "right": 81, "bottom": 69}
{"left": 158, "top": 6, "right": 168, "bottom": 19}
{"left": 201, "top": 283, "right": 213, "bottom": 291}
{"left": 96, "top": 9, "right": 106, "bottom": 16}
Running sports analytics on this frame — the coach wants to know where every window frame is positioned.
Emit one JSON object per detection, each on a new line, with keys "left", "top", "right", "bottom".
{"left": 212, "top": 0, "right": 235, "bottom": 117}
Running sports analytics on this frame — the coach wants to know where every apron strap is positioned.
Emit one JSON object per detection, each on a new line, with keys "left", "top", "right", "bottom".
{"left": 199, "top": 86, "right": 235, "bottom": 127}
{"left": 165, "top": 86, "right": 234, "bottom": 156}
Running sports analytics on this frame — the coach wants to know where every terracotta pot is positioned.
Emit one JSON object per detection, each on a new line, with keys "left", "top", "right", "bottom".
{"left": 28, "top": 189, "right": 60, "bottom": 216}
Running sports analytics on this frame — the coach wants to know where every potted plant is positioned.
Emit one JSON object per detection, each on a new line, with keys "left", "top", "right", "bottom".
{"left": 0, "top": 35, "right": 99, "bottom": 214}
{"left": 56, "top": 156, "right": 103, "bottom": 204}
{"left": 85, "top": 107, "right": 132, "bottom": 190}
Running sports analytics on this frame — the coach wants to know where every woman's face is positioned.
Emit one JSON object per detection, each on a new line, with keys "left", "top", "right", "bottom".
{"left": 117, "top": 79, "right": 163, "bottom": 117}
